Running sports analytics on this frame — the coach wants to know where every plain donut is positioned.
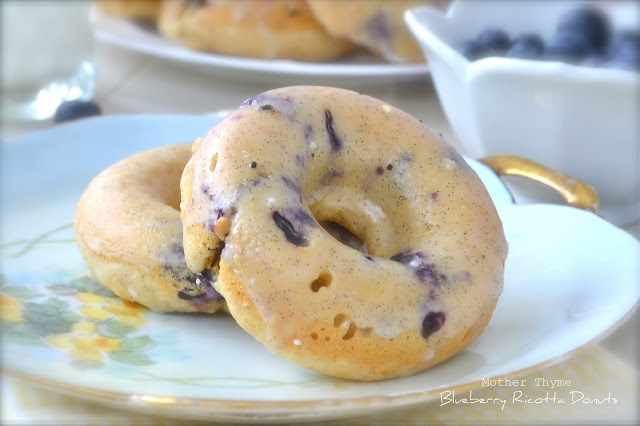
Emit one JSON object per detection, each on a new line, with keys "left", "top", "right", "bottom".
{"left": 157, "top": 0, "right": 357, "bottom": 61}
{"left": 95, "top": 0, "right": 161, "bottom": 21}
{"left": 307, "top": 0, "right": 428, "bottom": 64}
{"left": 180, "top": 86, "right": 508, "bottom": 380}
{"left": 75, "top": 143, "right": 226, "bottom": 313}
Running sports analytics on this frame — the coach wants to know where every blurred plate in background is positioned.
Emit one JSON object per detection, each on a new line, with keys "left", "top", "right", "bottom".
{"left": 91, "top": 9, "right": 430, "bottom": 86}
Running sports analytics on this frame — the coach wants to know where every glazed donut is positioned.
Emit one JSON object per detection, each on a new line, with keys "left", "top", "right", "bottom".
{"left": 180, "top": 86, "right": 508, "bottom": 380}
{"left": 95, "top": 0, "right": 161, "bottom": 21}
{"left": 307, "top": 0, "right": 429, "bottom": 64}
{"left": 75, "top": 143, "right": 225, "bottom": 314}
{"left": 157, "top": 0, "right": 357, "bottom": 61}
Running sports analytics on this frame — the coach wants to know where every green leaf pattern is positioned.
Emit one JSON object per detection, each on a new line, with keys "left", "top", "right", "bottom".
{"left": 1, "top": 223, "right": 340, "bottom": 391}
{"left": 1, "top": 274, "right": 155, "bottom": 371}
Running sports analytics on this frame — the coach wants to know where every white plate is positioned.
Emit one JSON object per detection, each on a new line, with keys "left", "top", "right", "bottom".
{"left": 1, "top": 115, "right": 638, "bottom": 423}
{"left": 91, "top": 10, "right": 430, "bottom": 86}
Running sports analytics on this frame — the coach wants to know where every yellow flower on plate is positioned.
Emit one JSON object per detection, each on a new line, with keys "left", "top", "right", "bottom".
{"left": 75, "top": 292, "right": 109, "bottom": 304}
{"left": 115, "top": 314, "right": 146, "bottom": 327}
{"left": 104, "top": 298, "right": 147, "bottom": 316}
{"left": 69, "top": 346, "right": 103, "bottom": 362}
{"left": 92, "top": 336, "right": 121, "bottom": 352}
{"left": 70, "top": 335, "right": 121, "bottom": 361}
{"left": 72, "top": 321, "right": 97, "bottom": 335}
{"left": 47, "top": 333, "right": 73, "bottom": 349}
{"left": 80, "top": 304, "right": 111, "bottom": 320}
{"left": 0, "top": 295, "right": 24, "bottom": 323}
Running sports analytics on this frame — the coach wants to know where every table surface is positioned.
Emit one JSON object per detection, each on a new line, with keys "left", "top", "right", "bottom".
{"left": 1, "top": 36, "right": 638, "bottom": 425}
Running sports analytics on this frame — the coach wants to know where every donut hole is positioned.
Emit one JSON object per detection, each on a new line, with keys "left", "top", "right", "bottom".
{"left": 310, "top": 271, "right": 332, "bottom": 292}
{"left": 319, "top": 221, "right": 367, "bottom": 254}
{"left": 310, "top": 191, "right": 401, "bottom": 258}
{"left": 146, "top": 157, "right": 185, "bottom": 211}
{"left": 165, "top": 192, "right": 182, "bottom": 211}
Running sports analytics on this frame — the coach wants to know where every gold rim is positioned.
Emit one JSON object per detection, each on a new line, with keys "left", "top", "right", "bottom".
{"left": 479, "top": 155, "right": 600, "bottom": 212}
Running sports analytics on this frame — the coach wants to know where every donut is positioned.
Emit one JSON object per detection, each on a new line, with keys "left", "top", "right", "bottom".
{"left": 74, "top": 143, "right": 226, "bottom": 314}
{"left": 157, "top": 0, "right": 357, "bottom": 61}
{"left": 307, "top": 0, "right": 430, "bottom": 64}
{"left": 180, "top": 86, "right": 508, "bottom": 380}
{"left": 95, "top": 0, "right": 161, "bottom": 21}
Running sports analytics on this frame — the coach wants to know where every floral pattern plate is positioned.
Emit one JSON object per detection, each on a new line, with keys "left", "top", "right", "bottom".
{"left": 1, "top": 115, "right": 638, "bottom": 423}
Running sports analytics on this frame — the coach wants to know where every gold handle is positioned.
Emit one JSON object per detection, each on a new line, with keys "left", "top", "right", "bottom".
{"left": 479, "top": 155, "right": 599, "bottom": 213}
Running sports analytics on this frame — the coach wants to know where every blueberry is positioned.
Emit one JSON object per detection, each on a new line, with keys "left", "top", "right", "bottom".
{"left": 273, "top": 211, "right": 308, "bottom": 247}
{"left": 506, "top": 33, "right": 544, "bottom": 59}
{"left": 457, "top": 40, "right": 485, "bottom": 60}
{"left": 477, "top": 27, "right": 511, "bottom": 52}
{"left": 557, "top": 6, "right": 610, "bottom": 51}
{"left": 324, "top": 108, "right": 342, "bottom": 152}
{"left": 607, "top": 30, "right": 640, "bottom": 70}
{"left": 545, "top": 31, "right": 593, "bottom": 61}
{"left": 53, "top": 100, "right": 101, "bottom": 123}
{"left": 421, "top": 311, "right": 446, "bottom": 340}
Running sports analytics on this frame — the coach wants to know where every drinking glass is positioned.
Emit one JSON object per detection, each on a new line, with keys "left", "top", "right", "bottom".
{"left": 1, "top": 1, "right": 96, "bottom": 122}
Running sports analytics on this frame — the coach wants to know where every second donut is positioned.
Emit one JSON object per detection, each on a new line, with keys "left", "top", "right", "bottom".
{"left": 75, "top": 143, "right": 226, "bottom": 314}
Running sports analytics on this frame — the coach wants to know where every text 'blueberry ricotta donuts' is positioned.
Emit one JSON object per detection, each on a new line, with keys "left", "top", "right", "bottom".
{"left": 75, "top": 143, "right": 226, "bottom": 314}
{"left": 180, "top": 86, "right": 508, "bottom": 380}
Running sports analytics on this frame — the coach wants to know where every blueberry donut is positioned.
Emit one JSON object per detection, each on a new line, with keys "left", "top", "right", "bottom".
{"left": 307, "top": 0, "right": 430, "bottom": 63}
{"left": 75, "top": 144, "right": 225, "bottom": 313}
{"left": 95, "top": 0, "right": 161, "bottom": 21}
{"left": 157, "top": 0, "right": 357, "bottom": 61}
{"left": 180, "top": 86, "right": 508, "bottom": 380}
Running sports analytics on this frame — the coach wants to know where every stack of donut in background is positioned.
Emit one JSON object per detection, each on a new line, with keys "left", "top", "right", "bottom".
{"left": 74, "top": 86, "right": 508, "bottom": 381}
{"left": 95, "top": 0, "right": 449, "bottom": 63}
